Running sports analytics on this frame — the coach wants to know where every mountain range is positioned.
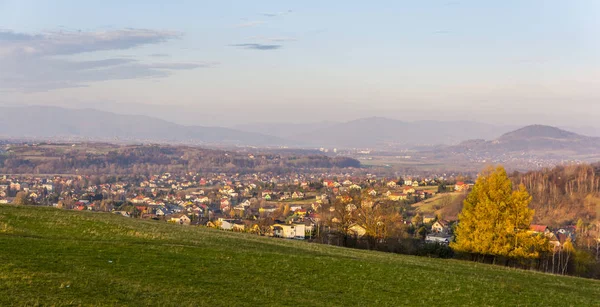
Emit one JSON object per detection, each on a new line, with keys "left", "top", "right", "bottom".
{"left": 0, "top": 106, "right": 284, "bottom": 146}
{"left": 1, "top": 106, "right": 599, "bottom": 158}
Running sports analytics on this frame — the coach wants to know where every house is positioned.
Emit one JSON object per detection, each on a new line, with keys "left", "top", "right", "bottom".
{"left": 403, "top": 180, "right": 413, "bottom": 186}
{"left": 349, "top": 184, "right": 362, "bottom": 191}
{"left": 348, "top": 224, "right": 366, "bottom": 238}
{"left": 155, "top": 207, "right": 170, "bottom": 216}
{"left": 168, "top": 214, "right": 191, "bottom": 225}
{"left": 423, "top": 214, "right": 436, "bottom": 224}
{"left": 291, "top": 191, "right": 304, "bottom": 199}
{"left": 322, "top": 180, "right": 337, "bottom": 188}
{"left": 387, "top": 193, "right": 408, "bottom": 201}
{"left": 191, "top": 217, "right": 209, "bottom": 227}
{"left": 545, "top": 232, "right": 561, "bottom": 249}
{"left": 415, "top": 190, "right": 429, "bottom": 199}
{"left": 431, "top": 220, "right": 450, "bottom": 234}
{"left": 529, "top": 224, "right": 549, "bottom": 234}
{"left": 454, "top": 182, "right": 470, "bottom": 192}
{"left": 272, "top": 223, "right": 306, "bottom": 239}
{"left": 302, "top": 220, "right": 316, "bottom": 237}
{"left": 219, "top": 218, "right": 235, "bottom": 230}
{"left": 287, "top": 205, "right": 300, "bottom": 212}
{"left": 197, "top": 196, "right": 210, "bottom": 203}
{"left": 220, "top": 198, "right": 231, "bottom": 211}
{"left": 387, "top": 181, "right": 397, "bottom": 188}
{"left": 232, "top": 221, "right": 246, "bottom": 232}
{"left": 130, "top": 195, "right": 147, "bottom": 204}
{"left": 425, "top": 234, "right": 453, "bottom": 245}
{"left": 402, "top": 186, "right": 415, "bottom": 194}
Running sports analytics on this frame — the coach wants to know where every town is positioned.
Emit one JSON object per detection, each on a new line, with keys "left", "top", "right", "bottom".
{"left": 0, "top": 170, "right": 580, "bottom": 257}
{"left": 0, "top": 171, "right": 459, "bottom": 235}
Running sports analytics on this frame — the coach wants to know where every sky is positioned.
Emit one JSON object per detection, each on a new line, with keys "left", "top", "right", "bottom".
{"left": 0, "top": 0, "right": 599, "bottom": 128}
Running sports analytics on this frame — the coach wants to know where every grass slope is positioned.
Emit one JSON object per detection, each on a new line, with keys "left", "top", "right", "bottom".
{"left": 1, "top": 205, "right": 599, "bottom": 306}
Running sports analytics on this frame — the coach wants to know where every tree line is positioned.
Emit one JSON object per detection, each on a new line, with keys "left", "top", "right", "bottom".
{"left": 0, "top": 144, "right": 360, "bottom": 175}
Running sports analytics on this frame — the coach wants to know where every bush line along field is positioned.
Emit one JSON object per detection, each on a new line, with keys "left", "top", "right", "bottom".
{"left": 1, "top": 205, "right": 599, "bottom": 306}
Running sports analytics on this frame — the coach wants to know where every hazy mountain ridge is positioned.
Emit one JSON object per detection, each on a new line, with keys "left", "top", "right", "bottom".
{"left": 0, "top": 106, "right": 285, "bottom": 146}
{"left": 3, "top": 106, "right": 597, "bottom": 155}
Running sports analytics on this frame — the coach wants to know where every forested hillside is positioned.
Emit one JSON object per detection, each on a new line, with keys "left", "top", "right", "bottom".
{"left": 0, "top": 143, "right": 360, "bottom": 175}
{"left": 514, "top": 164, "right": 600, "bottom": 225}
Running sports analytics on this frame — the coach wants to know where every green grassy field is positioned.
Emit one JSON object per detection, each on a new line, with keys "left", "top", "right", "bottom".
{"left": 1, "top": 205, "right": 599, "bottom": 306}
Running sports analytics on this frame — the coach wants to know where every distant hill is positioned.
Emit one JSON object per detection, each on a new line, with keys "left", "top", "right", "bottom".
{"left": 0, "top": 106, "right": 284, "bottom": 146}
{"left": 497, "top": 125, "right": 583, "bottom": 142}
{"left": 292, "top": 117, "right": 515, "bottom": 148}
{"left": 445, "top": 125, "right": 600, "bottom": 158}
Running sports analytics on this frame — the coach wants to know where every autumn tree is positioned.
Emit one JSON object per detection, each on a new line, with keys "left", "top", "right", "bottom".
{"left": 451, "top": 166, "right": 550, "bottom": 263}
{"left": 13, "top": 192, "right": 29, "bottom": 206}
{"left": 355, "top": 196, "right": 385, "bottom": 249}
{"left": 328, "top": 196, "right": 356, "bottom": 247}
{"left": 283, "top": 204, "right": 291, "bottom": 217}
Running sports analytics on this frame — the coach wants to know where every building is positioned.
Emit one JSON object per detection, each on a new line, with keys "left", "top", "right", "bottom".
{"left": 272, "top": 223, "right": 306, "bottom": 239}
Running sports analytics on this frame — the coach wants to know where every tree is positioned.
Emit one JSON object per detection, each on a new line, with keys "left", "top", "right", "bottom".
{"left": 561, "top": 238, "right": 575, "bottom": 275}
{"left": 437, "top": 194, "right": 452, "bottom": 210}
{"left": 283, "top": 204, "right": 291, "bottom": 217}
{"left": 328, "top": 196, "right": 356, "bottom": 247}
{"left": 411, "top": 213, "right": 423, "bottom": 227}
{"left": 451, "top": 166, "right": 549, "bottom": 262}
{"left": 13, "top": 192, "right": 29, "bottom": 206}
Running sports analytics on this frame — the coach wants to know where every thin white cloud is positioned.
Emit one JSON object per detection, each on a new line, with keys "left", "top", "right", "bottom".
{"left": 247, "top": 36, "right": 296, "bottom": 42}
{"left": 233, "top": 21, "right": 265, "bottom": 28}
{"left": 0, "top": 29, "right": 180, "bottom": 58}
{"left": 0, "top": 29, "right": 212, "bottom": 92}
{"left": 230, "top": 43, "right": 282, "bottom": 50}
{"left": 261, "top": 10, "right": 292, "bottom": 17}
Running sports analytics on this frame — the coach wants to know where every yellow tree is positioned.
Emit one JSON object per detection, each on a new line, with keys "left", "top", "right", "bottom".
{"left": 451, "top": 166, "right": 549, "bottom": 261}
{"left": 283, "top": 204, "right": 291, "bottom": 217}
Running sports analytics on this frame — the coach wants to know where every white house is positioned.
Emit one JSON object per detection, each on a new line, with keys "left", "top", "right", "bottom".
{"left": 272, "top": 223, "right": 306, "bottom": 239}
{"left": 425, "top": 234, "right": 453, "bottom": 245}
{"left": 218, "top": 218, "right": 236, "bottom": 231}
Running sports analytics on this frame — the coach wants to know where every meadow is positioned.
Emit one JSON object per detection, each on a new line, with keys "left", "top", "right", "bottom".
{"left": 1, "top": 205, "right": 599, "bottom": 306}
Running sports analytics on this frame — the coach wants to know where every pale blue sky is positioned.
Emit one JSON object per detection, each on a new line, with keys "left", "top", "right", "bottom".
{"left": 0, "top": 0, "right": 598, "bottom": 127}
